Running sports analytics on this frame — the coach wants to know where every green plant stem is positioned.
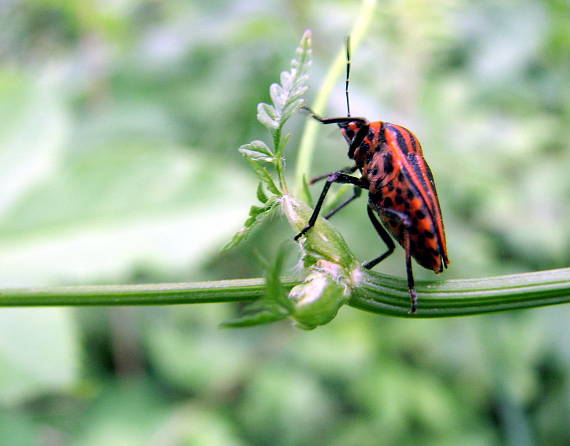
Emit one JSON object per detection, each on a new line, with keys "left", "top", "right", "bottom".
{"left": 294, "top": 0, "right": 377, "bottom": 193}
{"left": 0, "top": 269, "right": 568, "bottom": 318}
{"left": 0, "top": 279, "right": 293, "bottom": 307}
{"left": 351, "top": 268, "right": 570, "bottom": 318}
{"left": 274, "top": 127, "right": 288, "bottom": 194}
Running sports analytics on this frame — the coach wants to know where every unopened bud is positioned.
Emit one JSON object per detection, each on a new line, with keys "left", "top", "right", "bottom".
{"left": 281, "top": 195, "right": 358, "bottom": 269}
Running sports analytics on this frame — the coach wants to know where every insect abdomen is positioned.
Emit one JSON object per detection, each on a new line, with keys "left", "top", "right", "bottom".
{"left": 369, "top": 178, "right": 444, "bottom": 272}
{"left": 365, "top": 122, "right": 448, "bottom": 273}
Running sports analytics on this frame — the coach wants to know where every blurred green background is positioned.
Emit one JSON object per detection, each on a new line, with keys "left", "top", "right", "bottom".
{"left": 1, "top": 0, "right": 569, "bottom": 444}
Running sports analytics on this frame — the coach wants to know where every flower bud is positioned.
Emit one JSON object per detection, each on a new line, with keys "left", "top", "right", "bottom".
{"left": 281, "top": 195, "right": 364, "bottom": 328}
{"left": 288, "top": 260, "right": 348, "bottom": 329}
{"left": 280, "top": 195, "right": 359, "bottom": 270}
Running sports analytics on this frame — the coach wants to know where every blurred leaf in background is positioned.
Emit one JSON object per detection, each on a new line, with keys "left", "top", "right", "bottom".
{"left": 0, "top": 0, "right": 569, "bottom": 445}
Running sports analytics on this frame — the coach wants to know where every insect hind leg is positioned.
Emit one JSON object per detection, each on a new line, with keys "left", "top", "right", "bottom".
{"left": 362, "top": 205, "right": 395, "bottom": 269}
{"left": 364, "top": 206, "right": 418, "bottom": 314}
{"left": 404, "top": 231, "right": 417, "bottom": 314}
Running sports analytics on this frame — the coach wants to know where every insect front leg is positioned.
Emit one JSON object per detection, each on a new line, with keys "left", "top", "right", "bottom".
{"left": 309, "top": 165, "right": 357, "bottom": 184}
{"left": 294, "top": 172, "right": 364, "bottom": 241}
{"left": 308, "top": 166, "right": 361, "bottom": 220}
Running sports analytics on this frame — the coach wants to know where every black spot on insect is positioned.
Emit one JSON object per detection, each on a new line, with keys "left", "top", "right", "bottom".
{"left": 412, "top": 217, "right": 419, "bottom": 227}
{"left": 345, "top": 129, "right": 355, "bottom": 139}
{"left": 416, "top": 210, "right": 426, "bottom": 219}
{"left": 407, "top": 189, "right": 415, "bottom": 199}
{"left": 375, "top": 179, "right": 383, "bottom": 190}
{"left": 383, "top": 152, "right": 393, "bottom": 174}
{"left": 383, "top": 197, "right": 393, "bottom": 207}
{"left": 367, "top": 129, "right": 375, "bottom": 140}
{"left": 425, "top": 231, "right": 435, "bottom": 239}
{"left": 387, "top": 181, "right": 394, "bottom": 192}
{"left": 398, "top": 172, "right": 404, "bottom": 182}
{"left": 431, "top": 248, "right": 440, "bottom": 257}
{"left": 395, "top": 195, "right": 404, "bottom": 205}
{"left": 417, "top": 234, "right": 425, "bottom": 246}
{"left": 360, "top": 142, "right": 370, "bottom": 152}
{"left": 369, "top": 192, "right": 382, "bottom": 203}
{"left": 409, "top": 225, "right": 419, "bottom": 234}
{"left": 396, "top": 187, "right": 402, "bottom": 195}
{"left": 371, "top": 167, "right": 379, "bottom": 176}
{"left": 404, "top": 201, "right": 411, "bottom": 210}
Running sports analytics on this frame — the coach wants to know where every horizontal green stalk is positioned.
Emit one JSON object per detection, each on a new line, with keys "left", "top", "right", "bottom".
{"left": 0, "top": 268, "right": 568, "bottom": 318}
{"left": 351, "top": 267, "right": 570, "bottom": 317}
{"left": 0, "top": 279, "right": 286, "bottom": 307}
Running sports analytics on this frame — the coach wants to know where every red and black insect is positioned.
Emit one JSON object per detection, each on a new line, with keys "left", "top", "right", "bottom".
{"left": 294, "top": 39, "right": 449, "bottom": 313}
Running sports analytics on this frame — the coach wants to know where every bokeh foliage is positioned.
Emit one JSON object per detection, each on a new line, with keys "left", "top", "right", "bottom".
{"left": 0, "top": 1, "right": 569, "bottom": 444}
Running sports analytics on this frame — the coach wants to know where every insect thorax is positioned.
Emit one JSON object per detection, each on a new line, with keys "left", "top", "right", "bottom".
{"left": 339, "top": 120, "right": 384, "bottom": 167}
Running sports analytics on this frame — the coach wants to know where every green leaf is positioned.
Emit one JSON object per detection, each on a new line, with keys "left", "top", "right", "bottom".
{"left": 225, "top": 30, "right": 312, "bottom": 253}
{"left": 223, "top": 200, "right": 279, "bottom": 250}
{"left": 246, "top": 159, "right": 281, "bottom": 195}
{"left": 265, "top": 245, "right": 294, "bottom": 313}
{"left": 281, "top": 97, "right": 305, "bottom": 123}
{"left": 269, "top": 30, "right": 312, "bottom": 131}
{"left": 222, "top": 247, "right": 292, "bottom": 327}
{"left": 253, "top": 30, "right": 312, "bottom": 139}
{"left": 239, "top": 140, "right": 275, "bottom": 163}
{"left": 221, "top": 306, "right": 288, "bottom": 328}
{"left": 269, "top": 83, "right": 286, "bottom": 111}
{"left": 256, "top": 182, "right": 269, "bottom": 203}
{"left": 257, "top": 103, "right": 278, "bottom": 130}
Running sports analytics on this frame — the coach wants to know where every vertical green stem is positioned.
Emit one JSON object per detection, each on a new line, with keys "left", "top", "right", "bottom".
{"left": 274, "top": 128, "right": 288, "bottom": 194}
{"left": 294, "top": 0, "right": 378, "bottom": 194}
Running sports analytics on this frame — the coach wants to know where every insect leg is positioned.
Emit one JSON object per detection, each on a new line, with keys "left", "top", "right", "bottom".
{"left": 310, "top": 166, "right": 357, "bottom": 184}
{"left": 362, "top": 205, "right": 395, "bottom": 269}
{"left": 294, "top": 172, "right": 363, "bottom": 241}
{"left": 403, "top": 231, "right": 417, "bottom": 314}
{"left": 364, "top": 206, "right": 417, "bottom": 313}
{"left": 324, "top": 186, "right": 361, "bottom": 219}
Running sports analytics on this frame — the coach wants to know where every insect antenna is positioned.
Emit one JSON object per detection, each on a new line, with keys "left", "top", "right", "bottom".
{"left": 345, "top": 36, "right": 352, "bottom": 117}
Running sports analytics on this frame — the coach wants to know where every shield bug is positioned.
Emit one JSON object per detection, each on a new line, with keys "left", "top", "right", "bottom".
{"left": 294, "top": 38, "right": 449, "bottom": 313}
